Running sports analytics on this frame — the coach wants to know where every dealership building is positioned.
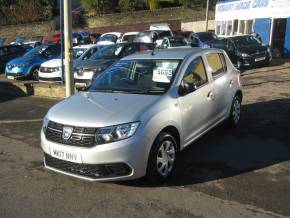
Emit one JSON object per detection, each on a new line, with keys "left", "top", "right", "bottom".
{"left": 215, "top": 0, "right": 290, "bottom": 57}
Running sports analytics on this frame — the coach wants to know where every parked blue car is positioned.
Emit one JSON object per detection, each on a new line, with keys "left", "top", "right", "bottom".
{"left": 188, "top": 32, "right": 221, "bottom": 48}
{"left": 5, "top": 43, "right": 61, "bottom": 80}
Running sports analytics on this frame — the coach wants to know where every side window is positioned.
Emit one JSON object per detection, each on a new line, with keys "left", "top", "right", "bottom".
{"left": 45, "top": 45, "right": 61, "bottom": 57}
{"left": 206, "top": 53, "right": 225, "bottom": 78}
{"left": 183, "top": 57, "right": 208, "bottom": 90}
{"left": 219, "top": 53, "right": 227, "bottom": 72}
{"left": 8, "top": 46, "right": 20, "bottom": 54}
{"left": 120, "top": 45, "right": 137, "bottom": 58}
{"left": 0, "top": 48, "right": 7, "bottom": 56}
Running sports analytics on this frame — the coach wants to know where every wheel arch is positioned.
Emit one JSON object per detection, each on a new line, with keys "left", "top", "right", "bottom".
{"left": 160, "top": 125, "right": 181, "bottom": 152}
{"left": 235, "top": 89, "right": 243, "bottom": 101}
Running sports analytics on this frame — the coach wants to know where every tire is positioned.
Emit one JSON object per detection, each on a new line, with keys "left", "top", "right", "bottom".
{"left": 31, "top": 68, "right": 39, "bottom": 81}
{"left": 146, "top": 132, "right": 177, "bottom": 183}
{"left": 228, "top": 95, "right": 242, "bottom": 127}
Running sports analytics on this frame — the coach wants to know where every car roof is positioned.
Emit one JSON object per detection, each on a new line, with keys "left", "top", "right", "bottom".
{"left": 219, "top": 34, "right": 253, "bottom": 39}
{"left": 101, "top": 32, "right": 122, "bottom": 37}
{"left": 123, "top": 32, "right": 139, "bottom": 36}
{"left": 122, "top": 48, "right": 218, "bottom": 60}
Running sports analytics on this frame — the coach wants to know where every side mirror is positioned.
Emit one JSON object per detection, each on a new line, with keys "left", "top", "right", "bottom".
{"left": 178, "top": 80, "right": 197, "bottom": 96}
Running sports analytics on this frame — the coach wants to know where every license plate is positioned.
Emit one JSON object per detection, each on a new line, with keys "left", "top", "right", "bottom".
{"left": 255, "top": 57, "right": 266, "bottom": 62}
{"left": 49, "top": 147, "right": 82, "bottom": 163}
{"left": 7, "top": 75, "right": 14, "bottom": 79}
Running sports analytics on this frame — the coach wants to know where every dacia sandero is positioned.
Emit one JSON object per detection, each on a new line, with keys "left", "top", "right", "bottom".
{"left": 41, "top": 48, "right": 242, "bottom": 183}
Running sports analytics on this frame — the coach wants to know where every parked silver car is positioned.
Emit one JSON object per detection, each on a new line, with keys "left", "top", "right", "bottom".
{"left": 41, "top": 48, "right": 242, "bottom": 183}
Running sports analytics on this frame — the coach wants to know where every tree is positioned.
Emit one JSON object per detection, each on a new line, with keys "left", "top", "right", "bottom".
{"left": 148, "top": 0, "right": 158, "bottom": 10}
{"left": 80, "top": 0, "right": 118, "bottom": 14}
{"left": 118, "top": 0, "right": 147, "bottom": 12}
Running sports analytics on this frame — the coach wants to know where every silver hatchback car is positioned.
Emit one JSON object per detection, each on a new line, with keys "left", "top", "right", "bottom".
{"left": 41, "top": 48, "right": 242, "bottom": 183}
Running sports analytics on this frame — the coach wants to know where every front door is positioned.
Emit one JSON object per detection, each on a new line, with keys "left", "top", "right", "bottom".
{"left": 178, "top": 56, "right": 215, "bottom": 145}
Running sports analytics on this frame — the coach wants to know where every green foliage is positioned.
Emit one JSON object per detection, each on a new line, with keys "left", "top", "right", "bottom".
{"left": 80, "top": 0, "right": 119, "bottom": 14}
{"left": 118, "top": 0, "right": 147, "bottom": 12}
{"left": 0, "top": 0, "right": 57, "bottom": 25}
{"left": 148, "top": 0, "right": 159, "bottom": 10}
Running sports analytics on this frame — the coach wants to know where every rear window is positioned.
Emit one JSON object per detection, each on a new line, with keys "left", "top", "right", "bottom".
{"left": 206, "top": 53, "right": 226, "bottom": 78}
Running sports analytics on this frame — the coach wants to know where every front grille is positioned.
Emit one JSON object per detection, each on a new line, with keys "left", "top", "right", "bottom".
{"left": 250, "top": 51, "right": 267, "bottom": 58}
{"left": 46, "top": 121, "right": 97, "bottom": 147}
{"left": 44, "top": 153, "right": 132, "bottom": 179}
{"left": 40, "top": 67, "right": 59, "bottom": 73}
{"left": 39, "top": 77, "right": 62, "bottom": 82}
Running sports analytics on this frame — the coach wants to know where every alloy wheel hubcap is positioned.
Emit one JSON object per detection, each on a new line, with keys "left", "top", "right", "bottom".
{"left": 232, "top": 99, "right": 241, "bottom": 124}
{"left": 156, "top": 140, "right": 176, "bottom": 177}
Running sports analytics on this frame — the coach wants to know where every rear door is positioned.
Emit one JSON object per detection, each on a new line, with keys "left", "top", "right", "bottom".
{"left": 204, "top": 52, "right": 231, "bottom": 120}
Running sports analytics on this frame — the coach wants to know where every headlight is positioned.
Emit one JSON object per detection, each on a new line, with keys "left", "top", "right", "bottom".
{"left": 17, "top": 62, "right": 29, "bottom": 68}
{"left": 96, "top": 122, "right": 140, "bottom": 144}
{"left": 76, "top": 68, "right": 84, "bottom": 75}
{"left": 239, "top": 52, "right": 250, "bottom": 58}
{"left": 42, "top": 116, "right": 49, "bottom": 133}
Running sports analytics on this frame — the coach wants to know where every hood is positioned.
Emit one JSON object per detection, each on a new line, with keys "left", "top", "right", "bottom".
{"left": 47, "top": 92, "right": 161, "bottom": 127}
{"left": 238, "top": 44, "right": 267, "bottom": 54}
{"left": 74, "top": 59, "right": 115, "bottom": 71}
{"left": 8, "top": 55, "right": 44, "bottom": 65}
{"left": 41, "top": 58, "right": 62, "bottom": 67}
{"left": 210, "top": 38, "right": 226, "bottom": 49}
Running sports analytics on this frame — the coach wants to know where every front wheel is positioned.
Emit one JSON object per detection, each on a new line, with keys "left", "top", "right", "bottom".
{"left": 31, "top": 68, "right": 39, "bottom": 81}
{"left": 228, "top": 95, "right": 242, "bottom": 127}
{"left": 146, "top": 132, "right": 177, "bottom": 183}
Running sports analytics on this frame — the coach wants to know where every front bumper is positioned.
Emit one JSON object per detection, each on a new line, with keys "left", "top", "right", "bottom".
{"left": 239, "top": 53, "right": 271, "bottom": 67}
{"left": 5, "top": 66, "right": 30, "bottom": 78}
{"left": 39, "top": 70, "right": 62, "bottom": 82}
{"left": 40, "top": 130, "right": 149, "bottom": 181}
{"left": 74, "top": 71, "right": 94, "bottom": 87}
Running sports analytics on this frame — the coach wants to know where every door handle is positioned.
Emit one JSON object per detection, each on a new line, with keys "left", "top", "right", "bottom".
{"left": 207, "top": 91, "right": 214, "bottom": 100}
{"left": 229, "top": 80, "right": 234, "bottom": 87}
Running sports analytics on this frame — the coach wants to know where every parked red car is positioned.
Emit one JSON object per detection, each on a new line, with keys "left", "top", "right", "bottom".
{"left": 46, "top": 32, "right": 63, "bottom": 44}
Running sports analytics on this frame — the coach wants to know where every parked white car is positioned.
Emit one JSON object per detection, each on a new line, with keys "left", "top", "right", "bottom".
{"left": 97, "top": 32, "right": 122, "bottom": 45}
{"left": 150, "top": 23, "right": 173, "bottom": 47}
{"left": 159, "top": 36, "right": 191, "bottom": 49}
{"left": 39, "top": 44, "right": 100, "bottom": 82}
{"left": 119, "top": 32, "right": 139, "bottom": 43}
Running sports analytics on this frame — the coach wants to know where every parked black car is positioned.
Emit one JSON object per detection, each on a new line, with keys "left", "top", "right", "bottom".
{"left": 0, "top": 45, "right": 26, "bottom": 73}
{"left": 74, "top": 42, "right": 155, "bottom": 87}
{"left": 213, "top": 35, "right": 272, "bottom": 69}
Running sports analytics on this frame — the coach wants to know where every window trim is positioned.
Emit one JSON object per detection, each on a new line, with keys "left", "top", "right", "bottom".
{"left": 181, "top": 56, "right": 209, "bottom": 93}
{"left": 206, "top": 52, "right": 227, "bottom": 80}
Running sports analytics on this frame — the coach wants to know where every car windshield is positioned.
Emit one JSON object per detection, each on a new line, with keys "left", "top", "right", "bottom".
{"left": 0, "top": 37, "right": 6, "bottom": 46}
{"left": 12, "top": 36, "right": 25, "bottom": 44}
{"left": 24, "top": 45, "right": 49, "bottom": 56}
{"left": 169, "top": 38, "right": 187, "bottom": 47}
{"left": 198, "top": 33, "right": 216, "bottom": 42}
{"left": 89, "top": 59, "right": 180, "bottom": 95}
{"left": 232, "top": 36, "right": 261, "bottom": 47}
{"left": 73, "top": 48, "right": 87, "bottom": 59}
{"left": 99, "top": 34, "right": 118, "bottom": 43}
{"left": 157, "top": 31, "right": 172, "bottom": 39}
{"left": 90, "top": 44, "right": 124, "bottom": 60}
{"left": 122, "top": 35, "right": 136, "bottom": 43}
